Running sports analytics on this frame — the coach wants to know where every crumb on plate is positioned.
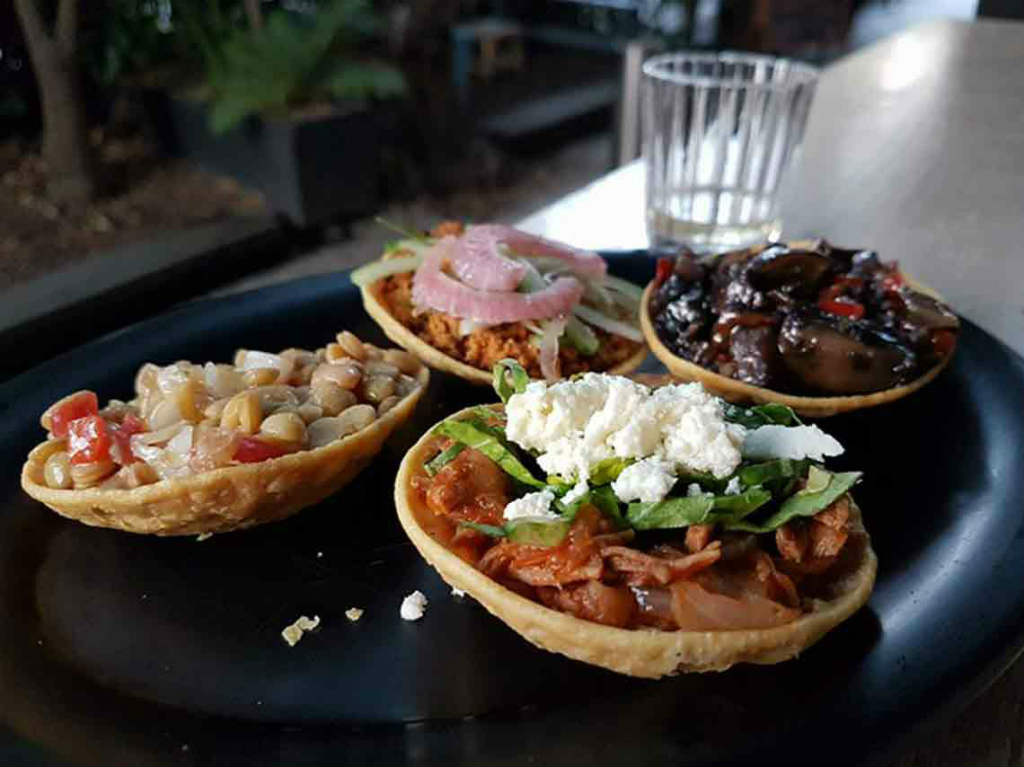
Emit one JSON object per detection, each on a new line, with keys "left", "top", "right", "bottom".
{"left": 281, "top": 614, "right": 320, "bottom": 646}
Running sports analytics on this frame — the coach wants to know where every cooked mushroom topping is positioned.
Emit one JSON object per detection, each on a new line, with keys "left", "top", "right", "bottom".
{"left": 650, "top": 241, "right": 959, "bottom": 395}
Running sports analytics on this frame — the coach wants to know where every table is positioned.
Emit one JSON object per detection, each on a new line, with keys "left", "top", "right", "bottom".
{"left": 520, "top": 18, "right": 1024, "bottom": 765}
{"left": 518, "top": 18, "right": 1024, "bottom": 360}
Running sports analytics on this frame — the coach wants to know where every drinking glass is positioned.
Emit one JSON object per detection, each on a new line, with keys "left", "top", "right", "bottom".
{"left": 642, "top": 52, "right": 819, "bottom": 252}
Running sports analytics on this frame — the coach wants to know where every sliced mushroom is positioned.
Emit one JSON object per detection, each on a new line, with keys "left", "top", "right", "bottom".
{"left": 729, "top": 324, "right": 782, "bottom": 387}
{"left": 745, "top": 245, "right": 836, "bottom": 297}
{"left": 778, "top": 312, "right": 915, "bottom": 393}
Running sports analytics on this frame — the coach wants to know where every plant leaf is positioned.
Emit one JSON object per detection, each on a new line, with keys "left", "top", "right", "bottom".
{"left": 726, "top": 471, "right": 861, "bottom": 533}
{"left": 434, "top": 419, "right": 544, "bottom": 489}
{"left": 492, "top": 359, "right": 531, "bottom": 403}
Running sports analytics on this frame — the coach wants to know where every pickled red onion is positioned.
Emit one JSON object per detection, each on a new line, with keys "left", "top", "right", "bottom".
{"left": 451, "top": 226, "right": 528, "bottom": 291}
{"left": 467, "top": 224, "right": 607, "bottom": 280}
{"left": 412, "top": 238, "right": 584, "bottom": 323}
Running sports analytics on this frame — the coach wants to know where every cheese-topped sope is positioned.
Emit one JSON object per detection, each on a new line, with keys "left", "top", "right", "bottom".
{"left": 395, "top": 361, "right": 877, "bottom": 677}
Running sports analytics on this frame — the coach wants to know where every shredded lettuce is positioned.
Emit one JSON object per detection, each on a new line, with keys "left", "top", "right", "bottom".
{"left": 727, "top": 471, "right": 861, "bottom": 533}
{"left": 723, "top": 402, "right": 803, "bottom": 429}
{"left": 492, "top": 359, "right": 531, "bottom": 403}
{"left": 424, "top": 443, "right": 465, "bottom": 476}
{"left": 434, "top": 418, "right": 544, "bottom": 489}
{"left": 350, "top": 253, "right": 423, "bottom": 287}
{"left": 588, "top": 457, "right": 635, "bottom": 485}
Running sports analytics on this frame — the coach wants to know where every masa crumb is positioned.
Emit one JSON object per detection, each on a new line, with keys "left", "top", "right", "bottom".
{"left": 281, "top": 615, "right": 320, "bottom": 646}
{"left": 345, "top": 607, "right": 364, "bottom": 622}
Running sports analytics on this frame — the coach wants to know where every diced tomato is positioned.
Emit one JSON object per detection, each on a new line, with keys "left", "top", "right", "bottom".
{"left": 109, "top": 414, "right": 146, "bottom": 465}
{"left": 818, "top": 297, "right": 865, "bottom": 320}
{"left": 655, "top": 257, "right": 673, "bottom": 285}
{"left": 932, "top": 329, "right": 957, "bottom": 356}
{"left": 67, "top": 416, "right": 112, "bottom": 465}
{"left": 881, "top": 270, "right": 905, "bottom": 293}
{"left": 234, "top": 437, "right": 289, "bottom": 463}
{"left": 48, "top": 391, "right": 98, "bottom": 438}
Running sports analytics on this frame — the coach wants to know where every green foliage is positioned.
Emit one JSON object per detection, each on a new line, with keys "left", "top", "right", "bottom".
{"left": 84, "top": 0, "right": 186, "bottom": 87}
{"left": 202, "top": 0, "right": 406, "bottom": 133}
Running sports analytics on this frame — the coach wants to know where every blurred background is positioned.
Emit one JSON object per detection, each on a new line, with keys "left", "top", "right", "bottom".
{"left": 0, "top": 0, "right": 997, "bottom": 298}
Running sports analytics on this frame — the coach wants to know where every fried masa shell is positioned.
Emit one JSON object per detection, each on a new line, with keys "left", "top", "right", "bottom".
{"left": 21, "top": 366, "right": 429, "bottom": 536}
{"left": 359, "top": 274, "right": 648, "bottom": 385}
{"left": 395, "top": 406, "right": 878, "bottom": 677}
{"left": 639, "top": 276, "right": 956, "bottom": 418}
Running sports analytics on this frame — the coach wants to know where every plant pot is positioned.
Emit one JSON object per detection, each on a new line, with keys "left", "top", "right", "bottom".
{"left": 146, "top": 93, "right": 380, "bottom": 227}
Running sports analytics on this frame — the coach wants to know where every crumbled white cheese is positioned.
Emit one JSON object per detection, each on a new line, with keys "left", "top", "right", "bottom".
{"left": 686, "top": 482, "right": 705, "bottom": 497}
{"left": 451, "top": 586, "right": 466, "bottom": 598}
{"left": 281, "top": 615, "right": 320, "bottom": 646}
{"left": 503, "top": 490, "right": 559, "bottom": 522}
{"left": 400, "top": 590, "right": 428, "bottom": 621}
{"left": 743, "top": 424, "right": 844, "bottom": 462}
{"left": 505, "top": 375, "right": 745, "bottom": 481}
{"left": 725, "top": 476, "right": 742, "bottom": 495}
{"left": 611, "top": 457, "right": 676, "bottom": 503}
{"left": 344, "top": 607, "right": 364, "bottom": 622}
{"left": 562, "top": 480, "right": 590, "bottom": 506}
{"left": 195, "top": 532, "right": 213, "bottom": 542}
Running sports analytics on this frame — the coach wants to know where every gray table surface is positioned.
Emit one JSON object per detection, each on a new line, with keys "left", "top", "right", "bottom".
{"left": 520, "top": 18, "right": 1024, "bottom": 766}
{"left": 518, "top": 18, "right": 1024, "bottom": 359}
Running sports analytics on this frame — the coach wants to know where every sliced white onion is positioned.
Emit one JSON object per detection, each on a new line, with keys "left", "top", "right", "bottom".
{"left": 572, "top": 303, "right": 644, "bottom": 342}
{"left": 147, "top": 397, "right": 183, "bottom": 431}
{"left": 538, "top": 316, "right": 568, "bottom": 382}
{"left": 350, "top": 253, "right": 425, "bottom": 286}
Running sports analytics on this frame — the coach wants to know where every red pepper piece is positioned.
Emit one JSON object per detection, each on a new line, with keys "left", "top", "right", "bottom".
{"left": 818, "top": 298, "right": 865, "bottom": 320}
{"left": 67, "top": 415, "right": 112, "bottom": 465}
{"left": 655, "top": 257, "right": 673, "bottom": 285}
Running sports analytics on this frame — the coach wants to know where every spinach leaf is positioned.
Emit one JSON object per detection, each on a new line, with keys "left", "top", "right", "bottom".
{"left": 723, "top": 402, "right": 803, "bottom": 429}
{"left": 424, "top": 443, "right": 465, "bottom": 476}
{"left": 726, "top": 471, "right": 861, "bottom": 533}
{"left": 435, "top": 419, "right": 545, "bottom": 489}
{"left": 492, "top": 359, "right": 531, "bottom": 403}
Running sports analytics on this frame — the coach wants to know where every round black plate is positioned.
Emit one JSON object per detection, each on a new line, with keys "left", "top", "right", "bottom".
{"left": 1, "top": 255, "right": 1023, "bottom": 766}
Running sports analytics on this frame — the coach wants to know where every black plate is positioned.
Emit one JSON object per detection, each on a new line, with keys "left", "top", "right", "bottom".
{"left": 1, "top": 254, "right": 1023, "bottom": 766}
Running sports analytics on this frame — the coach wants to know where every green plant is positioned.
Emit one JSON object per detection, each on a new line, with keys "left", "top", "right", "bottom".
{"left": 198, "top": 0, "right": 406, "bottom": 134}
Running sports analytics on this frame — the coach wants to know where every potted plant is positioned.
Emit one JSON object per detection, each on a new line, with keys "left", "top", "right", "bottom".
{"left": 159, "top": 0, "right": 406, "bottom": 226}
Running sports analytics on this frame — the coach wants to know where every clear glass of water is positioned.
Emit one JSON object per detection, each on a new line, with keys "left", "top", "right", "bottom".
{"left": 642, "top": 52, "right": 819, "bottom": 252}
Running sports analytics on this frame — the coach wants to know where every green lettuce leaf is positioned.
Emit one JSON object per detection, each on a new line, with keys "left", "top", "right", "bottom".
{"left": 723, "top": 402, "right": 803, "bottom": 429}
{"left": 726, "top": 471, "right": 861, "bottom": 533}
{"left": 492, "top": 359, "right": 531, "bottom": 403}
{"left": 738, "top": 458, "right": 810, "bottom": 487}
{"left": 459, "top": 521, "right": 506, "bottom": 538}
{"left": 626, "top": 495, "right": 715, "bottom": 530}
{"left": 588, "top": 457, "right": 635, "bottom": 485}
{"left": 435, "top": 419, "right": 545, "bottom": 489}
{"left": 424, "top": 443, "right": 465, "bottom": 476}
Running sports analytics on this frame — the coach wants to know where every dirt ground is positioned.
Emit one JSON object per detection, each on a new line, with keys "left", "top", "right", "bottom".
{"left": 0, "top": 133, "right": 266, "bottom": 290}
